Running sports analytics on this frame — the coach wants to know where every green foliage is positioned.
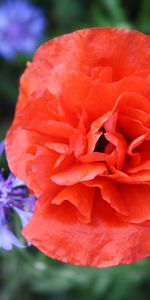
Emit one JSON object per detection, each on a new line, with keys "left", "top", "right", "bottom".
{"left": 1, "top": 0, "right": 150, "bottom": 299}
{"left": 1, "top": 249, "right": 150, "bottom": 300}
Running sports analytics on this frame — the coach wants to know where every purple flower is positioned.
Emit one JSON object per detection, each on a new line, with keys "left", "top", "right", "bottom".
{"left": 0, "top": 0, "right": 46, "bottom": 60}
{"left": 0, "top": 141, "right": 36, "bottom": 250}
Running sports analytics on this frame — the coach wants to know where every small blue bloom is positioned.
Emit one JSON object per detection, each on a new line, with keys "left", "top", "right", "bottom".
{"left": 0, "top": 141, "right": 36, "bottom": 250}
{"left": 0, "top": 0, "right": 46, "bottom": 60}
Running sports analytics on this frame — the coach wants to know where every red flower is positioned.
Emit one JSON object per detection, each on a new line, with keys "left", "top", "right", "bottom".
{"left": 6, "top": 28, "right": 150, "bottom": 267}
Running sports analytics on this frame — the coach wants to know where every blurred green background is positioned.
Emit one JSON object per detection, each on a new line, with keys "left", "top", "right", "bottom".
{"left": 1, "top": 0, "right": 150, "bottom": 299}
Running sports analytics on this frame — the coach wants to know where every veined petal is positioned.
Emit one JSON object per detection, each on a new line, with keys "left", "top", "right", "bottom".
{"left": 23, "top": 193, "right": 150, "bottom": 267}
{"left": 52, "top": 184, "right": 95, "bottom": 224}
{"left": 51, "top": 163, "right": 108, "bottom": 186}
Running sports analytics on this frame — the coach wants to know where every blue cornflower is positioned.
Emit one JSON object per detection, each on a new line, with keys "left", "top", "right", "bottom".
{"left": 0, "top": 141, "right": 36, "bottom": 250}
{"left": 0, "top": 0, "right": 46, "bottom": 60}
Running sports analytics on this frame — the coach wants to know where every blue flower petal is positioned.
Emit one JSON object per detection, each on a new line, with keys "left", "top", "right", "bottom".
{"left": 0, "top": 139, "right": 36, "bottom": 251}
{"left": 0, "top": 0, "right": 46, "bottom": 61}
{"left": 14, "top": 207, "right": 32, "bottom": 227}
{"left": 0, "top": 141, "right": 4, "bottom": 160}
{"left": 0, "top": 224, "right": 25, "bottom": 250}
{"left": 12, "top": 177, "right": 25, "bottom": 188}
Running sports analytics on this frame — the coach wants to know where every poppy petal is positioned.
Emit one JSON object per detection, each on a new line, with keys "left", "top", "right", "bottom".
{"left": 51, "top": 163, "right": 108, "bottom": 186}
{"left": 52, "top": 184, "right": 95, "bottom": 223}
{"left": 22, "top": 193, "right": 150, "bottom": 267}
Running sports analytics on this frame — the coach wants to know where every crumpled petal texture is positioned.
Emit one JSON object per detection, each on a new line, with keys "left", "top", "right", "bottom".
{"left": 6, "top": 27, "right": 150, "bottom": 267}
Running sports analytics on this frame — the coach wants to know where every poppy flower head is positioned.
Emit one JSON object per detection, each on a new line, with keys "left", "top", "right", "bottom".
{"left": 6, "top": 27, "right": 150, "bottom": 267}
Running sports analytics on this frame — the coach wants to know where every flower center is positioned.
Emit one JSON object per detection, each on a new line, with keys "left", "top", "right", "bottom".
{"left": 94, "top": 128, "right": 109, "bottom": 153}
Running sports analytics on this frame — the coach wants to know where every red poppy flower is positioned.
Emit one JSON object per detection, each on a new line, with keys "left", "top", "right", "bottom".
{"left": 6, "top": 27, "right": 150, "bottom": 267}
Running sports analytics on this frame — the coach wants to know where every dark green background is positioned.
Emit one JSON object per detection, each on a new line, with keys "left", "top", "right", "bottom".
{"left": 1, "top": 1, "right": 150, "bottom": 299}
